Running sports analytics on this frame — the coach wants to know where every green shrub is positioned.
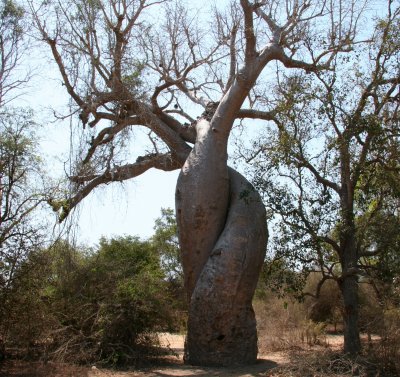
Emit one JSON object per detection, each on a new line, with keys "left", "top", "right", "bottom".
{"left": 50, "top": 237, "right": 176, "bottom": 365}
{"left": 2, "top": 236, "right": 179, "bottom": 366}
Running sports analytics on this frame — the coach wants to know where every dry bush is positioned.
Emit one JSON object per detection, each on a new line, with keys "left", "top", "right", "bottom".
{"left": 255, "top": 298, "right": 302, "bottom": 352}
{"left": 265, "top": 349, "right": 394, "bottom": 377}
{"left": 358, "top": 284, "right": 385, "bottom": 337}
{"left": 255, "top": 297, "right": 327, "bottom": 353}
{"left": 367, "top": 307, "right": 400, "bottom": 375}
{"left": 256, "top": 295, "right": 400, "bottom": 376}
{"left": 255, "top": 272, "right": 336, "bottom": 353}
{"left": 357, "top": 284, "right": 399, "bottom": 374}
{"left": 46, "top": 327, "right": 162, "bottom": 366}
{"left": 303, "top": 274, "right": 343, "bottom": 333}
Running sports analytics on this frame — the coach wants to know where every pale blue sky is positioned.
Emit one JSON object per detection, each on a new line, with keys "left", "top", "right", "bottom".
{"left": 17, "top": 0, "right": 233, "bottom": 246}
{"left": 30, "top": 74, "right": 179, "bottom": 245}
{"left": 18, "top": 0, "right": 382, "bottom": 246}
{"left": 12, "top": 48, "right": 176, "bottom": 245}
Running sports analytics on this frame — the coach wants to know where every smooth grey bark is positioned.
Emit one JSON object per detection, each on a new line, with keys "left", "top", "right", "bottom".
{"left": 176, "top": 117, "right": 267, "bottom": 366}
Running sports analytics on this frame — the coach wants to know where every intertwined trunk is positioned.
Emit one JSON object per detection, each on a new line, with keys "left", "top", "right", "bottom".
{"left": 175, "top": 117, "right": 267, "bottom": 366}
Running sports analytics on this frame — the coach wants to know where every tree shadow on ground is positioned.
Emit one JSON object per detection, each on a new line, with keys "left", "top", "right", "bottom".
{"left": 150, "top": 358, "right": 279, "bottom": 377}
{"left": 0, "top": 360, "right": 89, "bottom": 377}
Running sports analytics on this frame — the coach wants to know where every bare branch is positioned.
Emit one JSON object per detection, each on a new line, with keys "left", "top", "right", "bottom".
{"left": 238, "top": 108, "right": 278, "bottom": 121}
{"left": 240, "top": 0, "right": 257, "bottom": 61}
{"left": 56, "top": 152, "right": 184, "bottom": 222}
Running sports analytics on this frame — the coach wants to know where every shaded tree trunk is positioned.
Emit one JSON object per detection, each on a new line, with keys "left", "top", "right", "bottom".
{"left": 176, "top": 117, "right": 267, "bottom": 366}
{"left": 339, "top": 228, "right": 361, "bottom": 355}
{"left": 340, "top": 273, "right": 361, "bottom": 355}
{"left": 339, "top": 163, "right": 361, "bottom": 355}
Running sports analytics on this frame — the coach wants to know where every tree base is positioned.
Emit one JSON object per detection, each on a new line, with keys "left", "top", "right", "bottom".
{"left": 184, "top": 305, "right": 258, "bottom": 366}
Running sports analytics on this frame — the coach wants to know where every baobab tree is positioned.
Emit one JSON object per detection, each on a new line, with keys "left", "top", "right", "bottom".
{"left": 30, "top": 0, "right": 365, "bottom": 365}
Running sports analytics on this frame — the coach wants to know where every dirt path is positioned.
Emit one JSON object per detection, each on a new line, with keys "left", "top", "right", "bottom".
{"left": 87, "top": 334, "right": 289, "bottom": 377}
{"left": 3, "top": 333, "right": 363, "bottom": 377}
{"left": 0, "top": 333, "right": 287, "bottom": 377}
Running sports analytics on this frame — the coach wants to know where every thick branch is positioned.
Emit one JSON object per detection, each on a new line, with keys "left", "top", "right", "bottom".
{"left": 238, "top": 108, "right": 277, "bottom": 121}
{"left": 46, "top": 38, "right": 84, "bottom": 108}
{"left": 276, "top": 47, "right": 329, "bottom": 73}
{"left": 55, "top": 152, "right": 185, "bottom": 222}
{"left": 240, "top": 0, "right": 257, "bottom": 61}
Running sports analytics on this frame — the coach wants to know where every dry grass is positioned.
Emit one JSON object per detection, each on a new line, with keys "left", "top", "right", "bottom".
{"left": 255, "top": 299, "right": 328, "bottom": 353}
{"left": 254, "top": 296, "right": 400, "bottom": 377}
{"left": 1, "top": 332, "right": 399, "bottom": 377}
{"left": 0, "top": 360, "right": 90, "bottom": 377}
{"left": 264, "top": 349, "right": 395, "bottom": 377}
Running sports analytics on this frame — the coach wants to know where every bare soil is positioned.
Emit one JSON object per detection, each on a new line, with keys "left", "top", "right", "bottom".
{"left": 0, "top": 333, "right": 375, "bottom": 377}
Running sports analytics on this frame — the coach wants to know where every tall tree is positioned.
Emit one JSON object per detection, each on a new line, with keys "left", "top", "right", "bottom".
{"left": 0, "top": 0, "right": 46, "bottom": 295}
{"left": 30, "top": 0, "right": 365, "bottom": 365}
{"left": 0, "top": 0, "right": 29, "bottom": 106}
{"left": 0, "top": 109, "right": 51, "bottom": 361}
{"left": 0, "top": 0, "right": 54, "bottom": 361}
{"left": 248, "top": 1, "right": 399, "bottom": 355}
{"left": 0, "top": 110, "right": 47, "bottom": 293}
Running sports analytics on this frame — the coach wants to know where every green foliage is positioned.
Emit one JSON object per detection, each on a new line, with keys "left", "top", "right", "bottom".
{"left": 151, "top": 208, "right": 182, "bottom": 284}
{"left": 48, "top": 237, "right": 174, "bottom": 365}
{"left": 257, "top": 257, "right": 308, "bottom": 300}
{"left": 358, "top": 212, "right": 400, "bottom": 281}
{"left": 121, "top": 61, "right": 146, "bottom": 95}
{"left": 0, "top": 109, "right": 37, "bottom": 172}
{"left": 151, "top": 208, "right": 187, "bottom": 331}
{"left": 375, "top": 14, "right": 400, "bottom": 56}
{"left": 0, "top": 248, "right": 54, "bottom": 355}
{"left": 1, "top": 232, "right": 183, "bottom": 365}
{"left": 0, "top": 0, "right": 24, "bottom": 35}
{"left": 0, "top": 108, "right": 47, "bottom": 298}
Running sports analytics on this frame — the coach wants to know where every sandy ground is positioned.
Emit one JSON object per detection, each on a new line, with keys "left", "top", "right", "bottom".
{"left": 0, "top": 333, "right": 289, "bottom": 377}
{"left": 1, "top": 333, "right": 379, "bottom": 377}
{"left": 87, "top": 334, "right": 289, "bottom": 377}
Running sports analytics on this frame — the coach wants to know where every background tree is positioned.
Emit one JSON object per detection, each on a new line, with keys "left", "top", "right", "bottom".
{"left": 0, "top": 0, "right": 29, "bottom": 106}
{"left": 30, "top": 0, "right": 365, "bottom": 365}
{"left": 0, "top": 110, "right": 46, "bottom": 271}
{"left": 0, "top": 110, "right": 51, "bottom": 358}
{"left": 248, "top": 1, "right": 399, "bottom": 355}
{"left": 0, "top": 2, "right": 56, "bottom": 362}
{"left": 152, "top": 207, "right": 182, "bottom": 285}
{"left": 151, "top": 208, "right": 186, "bottom": 323}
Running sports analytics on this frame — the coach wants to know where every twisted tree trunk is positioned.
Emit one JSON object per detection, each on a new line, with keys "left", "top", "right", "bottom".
{"left": 175, "top": 116, "right": 267, "bottom": 366}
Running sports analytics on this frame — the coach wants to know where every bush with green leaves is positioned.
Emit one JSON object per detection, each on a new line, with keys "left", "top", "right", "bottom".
{"left": 2, "top": 235, "right": 179, "bottom": 365}
{"left": 151, "top": 208, "right": 187, "bottom": 331}
{"left": 48, "top": 236, "right": 177, "bottom": 365}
